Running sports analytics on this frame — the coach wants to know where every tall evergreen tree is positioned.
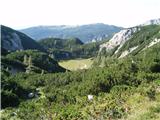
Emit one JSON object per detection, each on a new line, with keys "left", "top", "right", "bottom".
{"left": 41, "top": 69, "right": 44, "bottom": 75}
{"left": 28, "top": 56, "right": 33, "bottom": 67}
{"left": 23, "top": 55, "right": 28, "bottom": 65}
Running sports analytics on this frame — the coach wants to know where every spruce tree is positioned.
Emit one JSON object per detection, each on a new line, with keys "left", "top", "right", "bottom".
{"left": 100, "top": 56, "right": 106, "bottom": 67}
{"left": 6, "top": 67, "right": 9, "bottom": 71}
{"left": 28, "top": 56, "right": 33, "bottom": 67}
{"left": 25, "top": 56, "right": 33, "bottom": 73}
{"left": 23, "top": 55, "right": 28, "bottom": 65}
{"left": 41, "top": 69, "right": 44, "bottom": 75}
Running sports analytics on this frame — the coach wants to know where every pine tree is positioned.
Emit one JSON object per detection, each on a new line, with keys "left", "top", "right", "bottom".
{"left": 54, "top": 40, "right": 57, "bottom": 45}
{"left": 49, "top": 54, "right": 54, "bottom": 59}
{"left": 23, "top": 55, "right": 28, "bottom": 65}
{"left": 41, "top": 69, "right": 44, "bottom": 75}
{"left": 26, "top": 56, "right": 33, "bottom": 73}
{"left": 70, "top": 47, "right": 73, "bottom": 52}
{"left": 6, "top": 67, "right": 9, "bottom": 71}
{"left": 28, "top": 56, "right": 33, "bottom": 67}
{"left": 100, "top": 56, "right": 106, "bottom": 68}
{"left": 25, "top": 66, "right": 30, "bottom": 74}
{"left": 68, "top": 44, "right": 71, "bottom": 49}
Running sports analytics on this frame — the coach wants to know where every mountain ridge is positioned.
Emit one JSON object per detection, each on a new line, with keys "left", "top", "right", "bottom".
{"left": 99, "top": 25, "right": 160, "bottom": 58}
{"left": 20, "top": 23, "right": 123, "bottom": 43}
{"left": 99, "top": 18, "right": 160, "bottom": 58}
{"left": 1, "top": 25, "right": 45, "bottom": 52}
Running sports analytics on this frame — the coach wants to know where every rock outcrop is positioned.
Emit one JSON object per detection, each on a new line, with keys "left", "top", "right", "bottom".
{"left": 2, "top": 32, "right": 24, "bottom": 51}
{"left": 99, "top": 18, "right": 160, "bottom": 58}
{"left": 99, "top": 27, "right": 140, "bottom": 53}
{"left": 1, "top": 25, "right": 45, "bottom": 52}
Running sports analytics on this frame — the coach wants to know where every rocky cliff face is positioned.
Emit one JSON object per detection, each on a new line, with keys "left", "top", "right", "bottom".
{"left": 99, "top": 18, "right": 160, "bottom": 58}
{"left": 1, "top": 25, "right": 44, "bottom": 52}
{"left": 2, "top": 32, "right": 24, "bottom": 51}
{"left": 99, "top": 27, "right": 140, "bottom": 53}
{"left": 91, "top": 34, "right": 109, "bottom": 42}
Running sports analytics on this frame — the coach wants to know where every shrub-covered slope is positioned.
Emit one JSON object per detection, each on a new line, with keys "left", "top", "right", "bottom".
{"left": 2, "top": 50, "right": 66, "bottom": 73}
{"left": 1, "top": 23, "right": 160, "bottom": 120}
{"left": 117, "top": 25, "right": 160, "bottom": 57}
{"left": 99, "top": 25, "right": 160, "bottom": 58}
{"left": 39, "top": 37, "right": 104, "bottom": 60}
{"left": 1, "top": 42, "right": 160, "bottom": 119}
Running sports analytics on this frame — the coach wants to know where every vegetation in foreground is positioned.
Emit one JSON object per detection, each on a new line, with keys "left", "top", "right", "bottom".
{"left": 1, "top": 25, "right": 160, "bottom": 120}
{"left": 1, "top": 42, "right": 160, "bottom": 120}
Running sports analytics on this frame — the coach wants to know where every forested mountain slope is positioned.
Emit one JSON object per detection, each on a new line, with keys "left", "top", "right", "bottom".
{"left": 2, "top": 50, "right": 66, "bottom": 74}
{"left": 39, "top": 37, "right": 106, "bottom": 60}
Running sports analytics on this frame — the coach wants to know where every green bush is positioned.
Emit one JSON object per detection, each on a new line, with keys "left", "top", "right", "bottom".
{"left": 1, "top": 90, "right": 20, "bottom": 108}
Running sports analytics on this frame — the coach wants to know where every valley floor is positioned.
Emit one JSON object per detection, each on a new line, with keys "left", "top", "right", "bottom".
{"left": 59, "top": 58, "right": 93, "bottom": 71}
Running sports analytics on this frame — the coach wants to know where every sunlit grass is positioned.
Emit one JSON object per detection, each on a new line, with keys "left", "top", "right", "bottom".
{"left": 59, "top": 58, "right": 93, "bottom": 71}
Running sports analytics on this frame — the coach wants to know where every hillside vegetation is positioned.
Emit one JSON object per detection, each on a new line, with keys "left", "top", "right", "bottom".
{"left": 1, "top": 24, "right": 160, "bottom": 120}
{"left": 1, "top": 42, "right": 160, "bottom": 119}
{"left": 39, "top": 37, "right": 105, "bottom": 60}
{"left": 2, "top": 50, "right": 66, "bottom": 74}
{"left": 116, "top": 25, "right": 160, "bottom": 57}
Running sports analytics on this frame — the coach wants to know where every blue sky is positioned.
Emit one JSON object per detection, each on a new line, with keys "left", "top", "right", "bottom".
{"left": 0, "top": 0, "right": 160, "bottom": 29}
